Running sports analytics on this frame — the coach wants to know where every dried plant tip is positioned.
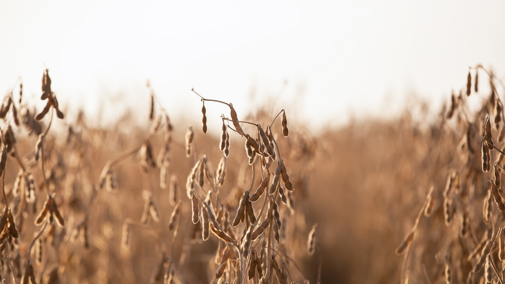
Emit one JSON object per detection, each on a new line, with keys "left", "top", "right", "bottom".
{"left": 307, "top": 224, "right": 317, "bottom": 255}
{"left": 281, "top": 111, "right": 289, "bottom": 137}
{"left": 201, "top": 102, "right": 207, "bottom": 133}
{"left": 467, "top": 71, "right": 472, "bottom": 96}
{"left": 185, "top": 125, "right": 194, "bottom": 157}
{"left": 395, "top": 230, "right": 414, "bottom": 255}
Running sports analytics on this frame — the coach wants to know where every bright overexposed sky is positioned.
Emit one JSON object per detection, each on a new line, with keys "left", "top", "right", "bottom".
{"left": 1, "top": 0, "right": 505, "bottom": 131}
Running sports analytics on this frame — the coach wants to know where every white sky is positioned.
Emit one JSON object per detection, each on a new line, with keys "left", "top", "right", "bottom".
{"left": 1, "top": 0, "right": 505, "bottom": 131}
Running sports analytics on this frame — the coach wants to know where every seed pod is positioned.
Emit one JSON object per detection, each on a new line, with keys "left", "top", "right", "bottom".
{"left": 185, "top": 126, "right": 194, "bottom": 157}
{"left": 35, "top": 101, "right": 51, "bottom": 121}
{"left": 460, "top": 211, "right": 468, "bottom": 236}
{"left": 273, "top": 221, "right": 280, "bottom": 244}
{"left": 272, "top": 256, "right": 287, "bottom": 284}
{"left": 466, "top": 71, "right": 472, "bottom": 96}
{"left": 224, "top": 132, "right": 230, "bottom": 158}
{"left": 149, "top": 93, "right": 154, "bottom": 120}
{"left": 233, "top": 191, "right": 248, "bottom": 226}
{"left": 150, "top": 114, "right": 163, "bottom": 134}
{"left": 209, "top": 223, "right": 235, "bottom": 243}
{"left": 19, "top": 82, "right": 23, "bottom": 104}
{"left": 475, "top": 68, "right": 479, "bottom": 92}
{"left": 245, "top": 139, "right": 254, "bottom": 164}
{"left": 21, "top": 263, "right": 36, "bottom": 284}
{"left": 198, "top": 157, "right": 205, "bottom": 188}
{"left": 140, "top": 196, "right": 150, "bottom": 224}
{"left": 229, "top": 103, "right": 245, "bottom": 136}
{"left": 191, "top": 193, "right": 200, "bottom": 224}
{"left": 160, "top": 166, "right": 168, "bottom": 189}
{"left": 81, "top": 223, "right": 89, "bottom": 248}
{"left": 220, "top": 120, "right": 227, "bottom": 151}
{"left": 241, "top": 226, "right": 253, "bottom": 258}
{"left": 483, "top": 189, "right": 492, "bottom": 224}
{"left": 482, "top": 142, "right": 491, "bottom": 172}
{"left": 245, "top": 199, "right": 256, "bottom": 224}
{"left": 484, "top": 114, "right": 493, "bottom": 149}
{"left": 443, "top": 197, "right": 454, "bottom": 225}
{"left": 201, "top": 206, "right": 210, "bottom": 241}
{"left": 121, "top": 221, "right": 130, "bottom": 249}
{"left": 165, "top": 268, "right": 175, "bottom": 284}
{"left": 6, "top": 211, "right": 18, "bottom": 238}
{"left": 250, "top": 175, "right": 269, "bottom": 202}
{"left": 105, "top": 169, "right": 118, "bottom": 193}
{"left": 490, "top": 181, "right": 505, "bottom": 211}
{"left": 34, "top": 134, "right": 43, "bottom": 163}
{"left": 252, "top": 217, "right": 271, "bottom": 240}
{"left": 151, "top": 253, "right": 168, "bottom": 283}
{"left": 12, "top": 170, "right": 23, "bottom": 197}
{"left": 307, "top": 224, "right": 317, "bottom": 255}
{"left": 499, "top": 228, "right": 505, "bottom": 261}
{"left": 201, "top": 102, "right": 207, "bottom": 133}
{"left": 168, "top": 201, "right": 181, "bottom": 231}
{"left": 36, "top": 238, "right": 43, "bottom": 264}
{"left": 248, "top": 250, "right": 258, "bottom": 280}
{"left": 496, "top": 100, "right": 503, "bottom": 129}
{"left": 215, "top": 157, "right": 226, "bottom": 187}
{"left": 12, "top": 104, "right": 19, "bottom": 127}
{"left": 25, "top": 173, "right": 36, "bottom": 203}
{"left": 149, "top": 200, "right": 160, "bottom": 222}
{"left": 270, "top": 163, "right": 282, "bottom": 194}
{"left": 157, "top": 143, "right": 170, "bottom": 168}
{"left": 278, "top": 184, "right": 288, "bottom": 205}
{"left": 0, "top": 95, "right": 11, "bottom": 119}
{"left": 445, "top": 256, "right": 452, "bottom": 284}
{"left": 447, "top": 92, "right": 457, "bottom": 119}
{"left": 495, "top": 164, "right": 502, "bottom": 189}
{"left": 169, "top": 176, "right": 178, "bottom": 206}
{"left": 281, "top": 111, "right": 289, "bottom": 137}
{"left": 424, "top": 186, "right": 434, "bottom": 217}
{"left": 35, "top": 198, "right": 50, "bottom": 225}
{"left": 216, "top": 261, "right": 227, "bottom": 279}
{"left": 395, "top": 230, "right": 413, "bottom": 255}
{"left": 258, "top": 124, "right": 275, "bottom": 157}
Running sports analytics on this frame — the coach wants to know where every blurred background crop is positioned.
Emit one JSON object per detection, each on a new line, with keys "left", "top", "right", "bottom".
{"left": 1, "top": 0, "right": 505, "bottom": 283}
